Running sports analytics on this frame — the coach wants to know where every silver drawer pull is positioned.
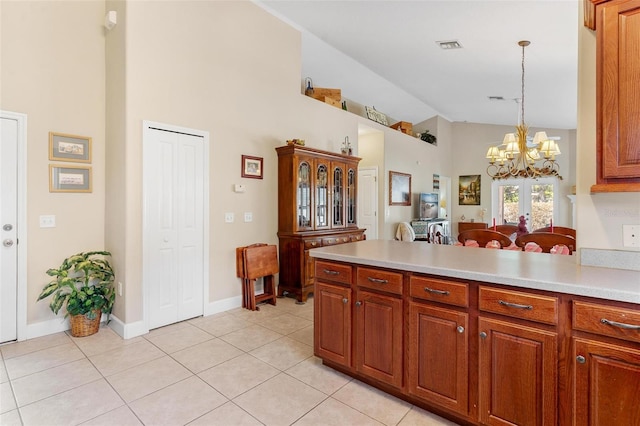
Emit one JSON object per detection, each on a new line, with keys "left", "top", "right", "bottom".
{"left": 367, "top": 277, "right": 388, "bottom": 284}
{"left": 498, "top": 300, "right": 533, "bottom": 310}
{"left": 424, "top": 287, "right": 450, "bottom": 296}
{"left": 323, "top": 269, "right": 340, "bottom": 275}
{"left": 601, "top": 318, "right": 640, "bottom": 330}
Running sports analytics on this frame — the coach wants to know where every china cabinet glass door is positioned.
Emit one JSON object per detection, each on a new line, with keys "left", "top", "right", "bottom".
{"left": 332, "top": 164, "right": 344, "bottom": 227}
{"left": 297, "top": 161, "right": 312, "bottom": 230}
{"left": 316, "top": 163, "right": 329, "bottom": 228}
{"left": 347, "top": 168, "right": 357, "bottom": 226}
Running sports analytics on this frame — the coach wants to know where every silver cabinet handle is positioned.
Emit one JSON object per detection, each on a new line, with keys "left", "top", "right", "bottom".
{"left": 479, "top": 332, "right": 487, "bottom": 339}
{"left": 601, "top": 318, "right": 640, "bottom": 330}
{"left": 499, "top": 300, "right": 533, "bottom": 310}
{"left": 323, "top": 269, "right": 339, "bottom": 275}
{"left": 457, "top": 326, "right": 465, "bottom": 334}
{"left": 576, "top": 355, "right": 586, "bottom": 364}
{"left": 367, "top": 277, "right": 388, "bottom": 284}
{"left": 424, "top": 287, "right": 450, "bottom": 296}
{"left": 355, "top": 301, "right": 362, "bottom": 307}
{"left": 342, "top": 298, "right": 348, "bottom": 304}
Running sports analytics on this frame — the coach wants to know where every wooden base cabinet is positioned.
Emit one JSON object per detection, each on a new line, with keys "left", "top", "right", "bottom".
{"left": 408, "top": 302, "right": 468, "bottom": 415}
{"left": 478, "top": 317, "right": 558, "bottom": 426}
{"left": 314, "top": 281, "right": 352, "bottom": 367}
{"left": 355, "top": 290, "right": 403, "bottom": 388}
{"left": 573, "top": 338, "right": 640, "bottom": 425}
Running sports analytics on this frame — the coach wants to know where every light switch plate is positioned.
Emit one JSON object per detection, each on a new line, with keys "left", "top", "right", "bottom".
{"left": 244, "top": 212, "right": 253, "bottom": 222}
{"left": 225, "top": 212, "right": 234, "bottom": 223}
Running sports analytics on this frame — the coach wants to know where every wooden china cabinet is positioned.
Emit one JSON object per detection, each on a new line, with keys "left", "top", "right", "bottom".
{"left": 276, "top": 145, "right": 365, "bottom": 303}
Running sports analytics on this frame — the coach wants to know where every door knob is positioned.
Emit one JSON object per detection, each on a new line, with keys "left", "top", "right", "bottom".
{"left": 3, "top": 239, "right": 14, "bottom": 247}
{"left": 3, "top": 224, "right": 13, "bottom": 231}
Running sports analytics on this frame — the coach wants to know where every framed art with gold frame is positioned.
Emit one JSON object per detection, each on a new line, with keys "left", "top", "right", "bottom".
{"left": 389, "top": 171, "right": 411, "bottom": 206}
{"left": 49, "top": 164, "right": 92, "bottom": 193}
{"left": 49, "top": 132, "right": 92, "bottom": 163}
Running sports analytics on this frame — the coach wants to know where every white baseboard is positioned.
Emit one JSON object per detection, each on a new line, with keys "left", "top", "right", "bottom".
{"left": 204, "top": 295, "right": 242, "bottom": 316}
{"left": 108, "top": 314, "right": 148, "bottom": 340}
{"left": 24, "top": 297, "right": 243, "bottom": 342}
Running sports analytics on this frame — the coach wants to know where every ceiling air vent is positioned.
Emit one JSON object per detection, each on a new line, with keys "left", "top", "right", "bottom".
{"left": 437, "top": 40, "right": 462, "bottom": 50}
{"left": 488, "top": 96, "right": 505, "bottom": 101}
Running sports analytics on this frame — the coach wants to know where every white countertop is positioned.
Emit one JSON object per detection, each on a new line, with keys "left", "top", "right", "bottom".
{"left": 309, "top": 240, "right": 640, "bottom": 304}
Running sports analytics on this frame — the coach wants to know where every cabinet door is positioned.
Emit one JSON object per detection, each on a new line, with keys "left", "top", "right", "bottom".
{"left": 314, "top": 282, "right": 352, "bottom": 367}
{"left": 355, "top": 290, "right": 403, "bottom": 388}
{"left": 331, "top": 161, "right": 346, "bottom": 228}
{"left": 346, "top": 166, "right": 358, "bottom": 227}
{"left": 478, "top": 317, "right": 557, "bottom": 426}
{"left": 315, "top": 158, "right": 330, "bottom": 229}
{"left": 573, "top": 337, "right": 640, "bottom": 426}
{"left": 595, "top": 0, "right": 640, "bottom": 186}
{"left": 408, "top": 302, "right": 468, "bottom": 415}
{"left": 295, "top": 157, "right": 314, "bottom": 231}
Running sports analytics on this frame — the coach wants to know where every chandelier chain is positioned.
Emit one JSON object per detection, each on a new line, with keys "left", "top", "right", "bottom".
{"left": 521, "top": 42, "right": 525, "bottom": 125}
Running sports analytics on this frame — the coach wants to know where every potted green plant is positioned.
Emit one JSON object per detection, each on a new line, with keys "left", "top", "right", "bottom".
{"left": 37, "top": 250, "right": 116, "bottom": 337}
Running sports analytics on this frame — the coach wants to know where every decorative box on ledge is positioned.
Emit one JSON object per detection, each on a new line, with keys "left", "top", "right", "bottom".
{"left": 305, "top": 87, "right": 341, "bottom": 108}
{"left": 390, "top": 121, "right": 413, "bottom": 135}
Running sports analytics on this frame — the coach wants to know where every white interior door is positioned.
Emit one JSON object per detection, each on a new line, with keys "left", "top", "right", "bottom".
{"left": 358, "top": 167, "right": 378, "bottom": 240}
{"left": 1, "top": 116, "right": 18, "bottom": 342}
{"left": 144, "top": 124, "right": 206, "bottom": 330}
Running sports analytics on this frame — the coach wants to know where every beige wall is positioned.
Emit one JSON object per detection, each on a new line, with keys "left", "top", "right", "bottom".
{"left": 1, "top": 1, "right": 107, "bottom": 324}
{"left": 450, "top": 122, "right": 575, "bottom": 231}
{"left": 575, "top": 4, "right": 640, "bottom": 253}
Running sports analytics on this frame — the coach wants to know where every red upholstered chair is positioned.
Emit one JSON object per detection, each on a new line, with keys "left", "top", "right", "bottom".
{"left": 457, "top": 229, "right": 513, "bottom": 249}
{"left": 515, "top": 232, "right": 575, "bottom": 254}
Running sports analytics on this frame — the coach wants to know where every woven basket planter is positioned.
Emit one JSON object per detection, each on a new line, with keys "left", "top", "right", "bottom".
{"left": 69, "top": 310, "right": 101, "bottom": 337}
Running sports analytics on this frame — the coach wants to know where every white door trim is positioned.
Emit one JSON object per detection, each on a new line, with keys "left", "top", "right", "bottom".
{"left": 1, "top": 110, "right": 28, "bottom": 341}
{"left": 142, "top": 120, "right": 210, "bottom": 331}
{"left": 358, "top": 166, "right": 378, "bottom": 240}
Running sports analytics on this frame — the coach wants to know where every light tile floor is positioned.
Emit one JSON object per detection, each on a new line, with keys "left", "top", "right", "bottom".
{"left": 0, "top": 296, "right": 460, "bottom": 426}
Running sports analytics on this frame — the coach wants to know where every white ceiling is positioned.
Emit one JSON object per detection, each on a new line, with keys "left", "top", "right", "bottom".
{"left": 259, "top": 0, "right": 579, "bottom": 130}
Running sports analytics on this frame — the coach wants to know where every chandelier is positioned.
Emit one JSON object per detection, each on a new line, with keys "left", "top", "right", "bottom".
{"left": 485, "top": 41, "right": 562, "bottom": 180}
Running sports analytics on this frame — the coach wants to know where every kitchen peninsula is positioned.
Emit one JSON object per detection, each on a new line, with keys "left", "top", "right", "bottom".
{"left": 310, "top": 240, "right": 640, "bottom": 426}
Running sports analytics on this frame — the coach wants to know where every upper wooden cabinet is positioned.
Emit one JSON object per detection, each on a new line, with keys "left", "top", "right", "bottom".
{"left": 588, "top": 0, "right": 640, "bottom": 192}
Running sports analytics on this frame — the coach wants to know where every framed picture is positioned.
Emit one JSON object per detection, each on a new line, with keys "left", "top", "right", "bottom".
{"left": 389, "top": 171, "right": 411, "bottom": 206}
{"left": 50, "top": 165, "right": 92, "bottom": 193}
{"left": 459, "top": 174, "right": 481, "bottom": 205}
{"left": 49, "top": 132, "right": 92, "bottom": 163}
{"left": 241, "top": 155, "right": 263, "bottom": 179}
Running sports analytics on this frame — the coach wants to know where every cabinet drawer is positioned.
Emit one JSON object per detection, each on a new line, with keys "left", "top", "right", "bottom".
{"left": 304, "top": 239, "right": 322, "bottom": 249}
{"left": 409, "top": 276, "right": 468, "bottom": 307}
{"left": 573, "top": 301, "right": 640, "bottom": 344}
{"left": 356, "top": 267, "right": 403, "bottom": 295}
{"left": 323, "top": 236, "right": 351, "bottom": 246}
{"left": 350, "top": 233, "right": 365, "bottom": 242}
{"left": 479, "top": 287, "right": 558, "bottom": 325}
{"left": 315, "top": 261, "right": 352, "bottom": 285}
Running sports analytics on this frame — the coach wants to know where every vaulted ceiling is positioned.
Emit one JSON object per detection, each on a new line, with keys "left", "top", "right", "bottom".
{"left": 260, "top": 0, "right": 579, "bottom": 130}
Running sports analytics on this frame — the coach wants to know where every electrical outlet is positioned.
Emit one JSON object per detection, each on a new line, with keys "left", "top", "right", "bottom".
{"left": 623, "top": 225, "right": 640, "bottom": 248}
{"left": 118, "top": 282, "right": 123, "bottom": 296}
{"left": 39, "top": 215, "right": 56, "bottom": 228}
{"left": 225, "top": 212, "right": 234, "bottom": 223}
{"left": 244, "top": 212, "right": 253, "bottom": 222}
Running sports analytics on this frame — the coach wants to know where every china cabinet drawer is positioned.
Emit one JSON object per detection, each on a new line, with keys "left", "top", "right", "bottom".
{"left": 410, "top": 276, "right": 468, "bottom": 307}
{"left": 304, "top": 239, "right": 322, "bottom": 249}
{"left": 350, "top": 233, "right": 365, "bottom": 242}
{"left": 356, "top": 267, "right": 403, "bottom": 295}
{"left": 479, "top": 287, "right": 558, "bottom": 325}
{"left": 315, "top": 261, "right": 352, "bottom": 285}
{"left": 573, "top": 301, "right": 640, "bottom": 344}
{"left": 323, "top": 236, "right": 351, "bottom": 246}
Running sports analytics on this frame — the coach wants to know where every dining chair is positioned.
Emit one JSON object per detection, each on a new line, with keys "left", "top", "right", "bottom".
{"left": 515, "top": 232, "right": 575, "bottom": 254}
{"left": 493, "top": 224, "right": 518, "bottom": 237}
{"left": 458, "top": 229, "right": 513, "bottom": 249}
{"left": 532, "top": 226, "right": 576, "bottom": 239}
